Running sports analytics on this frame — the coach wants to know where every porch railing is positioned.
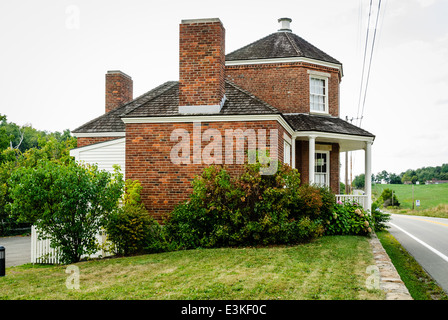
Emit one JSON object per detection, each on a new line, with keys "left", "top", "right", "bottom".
{"left": 335, "top": 194, "right": 369, "bottom": 212}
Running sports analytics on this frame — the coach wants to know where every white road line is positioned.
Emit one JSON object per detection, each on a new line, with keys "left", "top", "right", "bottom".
{"left": 389, "top": 222, "right": 448, "bottom": 264}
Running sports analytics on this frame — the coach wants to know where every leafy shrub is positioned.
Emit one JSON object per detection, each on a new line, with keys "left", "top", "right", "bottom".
{"left": 106, "top": 204, "right": 162, "bottom": 256}
{"left": 293, "top": 184, "right": 323, "bottom": 219}
{"left": 1, "top": 137, "right": 76, "bottom": 237}
{"left": 371, "top": 206, "right": 391, "bottom": 231}
{"left": 105, "top": 180, "right": 167, "bottom": 256}
{"left": 164, "top": 162, "right": 325, "bottom": 250}
{"left": 324, "top": 200, "right": 373, "bottom": 236}
{"left": 9, "top": 160, "right": 124, "bottom": 264}
{"left": 316, "top": 186, "right": 336, "bottom": 219}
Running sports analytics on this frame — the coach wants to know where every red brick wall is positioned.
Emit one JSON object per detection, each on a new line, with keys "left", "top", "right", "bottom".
{"left": 125, "top": 120, "right": 288, "bottom": 222}
{"left": 294, "top": 140, "right": 340, "bottom": 194}
{"left": 76, "top": 136, "right": 119, "bottom": 148}
{"left": 226, "top": 62, "right": 340, "bottom": 116}
{"left": 105, "top": 71, "right": 133, "bottom": 113}
{"left": 179, "top": 19, "right": 225, "bottom": 107}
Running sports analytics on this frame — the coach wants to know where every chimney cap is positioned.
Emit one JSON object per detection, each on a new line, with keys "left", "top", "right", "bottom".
{"left": 181, "top": 18, "right": 222, "bottom": 25}
{"left": 107, "top": 70, "right": 132, "bottom": 79}
{"left": 278, "top": 17, "right": 292, "bottom": 32}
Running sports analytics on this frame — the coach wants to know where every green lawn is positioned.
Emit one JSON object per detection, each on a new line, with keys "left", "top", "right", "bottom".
{"left": 372, "top": 183, "right": 448, "bottom": 217}
{"left": 0, "top": 236, "right": 384, "bottom": 300}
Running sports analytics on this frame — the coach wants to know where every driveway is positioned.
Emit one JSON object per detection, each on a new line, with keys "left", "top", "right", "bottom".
{"left": 0, "top": 236, "right": 31, "bottom": 267}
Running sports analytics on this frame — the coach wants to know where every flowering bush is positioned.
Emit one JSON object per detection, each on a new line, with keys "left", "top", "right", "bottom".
{"left": 324, "top": 200, "right": 373, "bottom": 236}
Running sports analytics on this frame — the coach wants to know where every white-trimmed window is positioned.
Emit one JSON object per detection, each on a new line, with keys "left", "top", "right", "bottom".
{"left": 310, "top": 76, "right": 329, "bottom": 114}
{"left": 315, "top": 151, "right": 329, "bottom": 187}
{"left": 283, "top": 140, "right": 291, "bottom": 166}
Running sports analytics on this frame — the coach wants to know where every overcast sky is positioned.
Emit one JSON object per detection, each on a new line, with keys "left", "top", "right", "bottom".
{"left": 1, "top": 0, "right": 447, "bottom": 177}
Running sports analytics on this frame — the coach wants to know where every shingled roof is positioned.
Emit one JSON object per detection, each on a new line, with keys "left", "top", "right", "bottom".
{"left": 226, "top": 31, "right": 341, "bottom": 65}
{"left": 72, "top": 80, "right": 281, "bottom": 133}
{"left": 72, "top": 81, "right": 178, "bottom": 133}
{"left": 73, "top": 78, "right": 373, "bottom": 138}
{"left": 283, "top": 113, "right": 375, "bottom": 137}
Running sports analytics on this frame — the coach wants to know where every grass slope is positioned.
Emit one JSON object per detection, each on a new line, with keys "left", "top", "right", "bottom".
{"left": 0, "top": 236, "right": 384, "bottom": 300}
{"left": 373, "top": 183, "right": 448, "bottom": 217}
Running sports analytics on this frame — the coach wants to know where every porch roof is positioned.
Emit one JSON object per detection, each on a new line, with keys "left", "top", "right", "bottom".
{"left": 283, "top": 113, "right": 374, "bottom": 138}
{"left": 284, "top": 113, "right": 375, "bottom": 152}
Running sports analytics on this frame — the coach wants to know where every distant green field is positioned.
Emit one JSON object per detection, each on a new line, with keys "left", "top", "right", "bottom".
{"left": 372, "top": 183, "right": 448, "bottom": 211}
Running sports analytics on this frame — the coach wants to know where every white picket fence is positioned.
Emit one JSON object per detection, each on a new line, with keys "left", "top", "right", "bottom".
{"left": 30, "top": 226, "right": 112, "bottom": 264}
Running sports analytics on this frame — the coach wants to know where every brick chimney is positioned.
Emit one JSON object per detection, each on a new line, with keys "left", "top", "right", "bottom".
{"left": 105, "top": 70, "right": 133, "bottom": 113}
{"left": 178, "top": 18, "right": 226, "bottom": 114}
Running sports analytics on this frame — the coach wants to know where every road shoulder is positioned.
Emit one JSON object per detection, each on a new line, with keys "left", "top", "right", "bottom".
{"left": 369, "top": 233, "right": 413, "bottom": 300}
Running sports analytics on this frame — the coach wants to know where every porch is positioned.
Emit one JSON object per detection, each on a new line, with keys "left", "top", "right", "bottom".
{"left": 287, "top": 130, "right": 374, "bottom": 213}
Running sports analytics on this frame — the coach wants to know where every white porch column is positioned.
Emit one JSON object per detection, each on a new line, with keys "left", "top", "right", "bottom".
{"left": 291, "top": 138, "right": 296, "bottom": 169}
{"left": 309, "top": 135, "right": 316, "bottom": 184}
{"left": 365, "top": 141, "right": 372, "bottom": 212}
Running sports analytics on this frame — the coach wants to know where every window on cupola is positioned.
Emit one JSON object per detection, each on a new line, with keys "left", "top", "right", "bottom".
{"left": 310, "top": 77, "right": 328, "bottom": 113}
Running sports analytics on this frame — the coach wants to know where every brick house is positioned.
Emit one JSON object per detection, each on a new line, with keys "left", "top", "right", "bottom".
{"left": 70, "top": 18, "right": 375, "bottom": 222}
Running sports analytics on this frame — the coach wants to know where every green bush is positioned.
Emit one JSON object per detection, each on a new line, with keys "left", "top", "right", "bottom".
{"left": 9, "top": 160, "right": 124, "bottom": 264}
{"left": 292, "top": 184, "right": 323, "bottom": 219}
{"left": 324, "top": 200, "right": 373, "bottom": 236}
{"left": 371, "top": 207, "right": 391, "bottom": 231}
{"left": 105, "top": 180, "right": 168, "bottom": 256}
{"left": 164, "top": 162, "right": 326, "bottom": 250}
{"left": 106, "top": 204, "right": 162, "bottom": 256}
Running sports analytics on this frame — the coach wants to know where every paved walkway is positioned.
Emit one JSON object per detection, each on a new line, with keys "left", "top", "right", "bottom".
{"left": 369, "top": 233, "right": 413, "bottom": 300}
{"left": 0, "top": 235, "right": 31, "bottom": 267}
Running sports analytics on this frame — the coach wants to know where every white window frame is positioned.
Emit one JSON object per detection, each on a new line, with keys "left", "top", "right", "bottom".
{"left": 314, "top": 151, "right": 330, "bottom": 187}
{"left": 283, "top": 139, "right": 291, "bottom": 166}
{"left": 309, "top": 75, "right": 329, "bottom": 115}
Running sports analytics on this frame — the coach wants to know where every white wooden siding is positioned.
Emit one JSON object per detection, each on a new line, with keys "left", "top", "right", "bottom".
{"left": 70, "top": 138, "right": 125, "bottom": 176}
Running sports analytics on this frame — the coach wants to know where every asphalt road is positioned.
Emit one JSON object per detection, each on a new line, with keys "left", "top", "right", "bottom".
{"left": 0, "top": 236, "right": 31, "bottom": 267}
{"left": 387, "top": 214, "right": 448, "bottom": 294}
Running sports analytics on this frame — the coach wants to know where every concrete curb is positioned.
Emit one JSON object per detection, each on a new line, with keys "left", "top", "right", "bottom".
{"left": 369, "top": 233, "right": 413, "bottom": 300}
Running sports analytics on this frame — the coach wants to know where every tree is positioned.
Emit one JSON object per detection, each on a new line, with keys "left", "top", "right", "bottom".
{"left": 0, "top": 134, "right": 77, "bottom": 236}
{"left": 0, "top": 113, "right": 76, "bottom": 153}
{"left": 9, "top": 160, "right": 124, "bottom": 264}
{"left": 352, "top": 174, "right": 365, "bottom": 189}
{"left": 21, "top": 135, "right": 77, "bottom": 167}
{"left": 340, "top": 181, "right": 346, "bottom": 194}
{"left": 0, "top": 148, "right": 23, "bottom": 236}
{"left": 401, "top": 170, "right": 418, "bottom": 184}
{"left": 0, "top": 114, "right": 12, "bottom": 152}
{"left": 389, "top": 173, "right": 402, "bottom": 184}
{"left": 376, "top": 170, "right": 390, "bottom": 184}
{"left": 379, "top": 188, "right": 400, "bottom": 208}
